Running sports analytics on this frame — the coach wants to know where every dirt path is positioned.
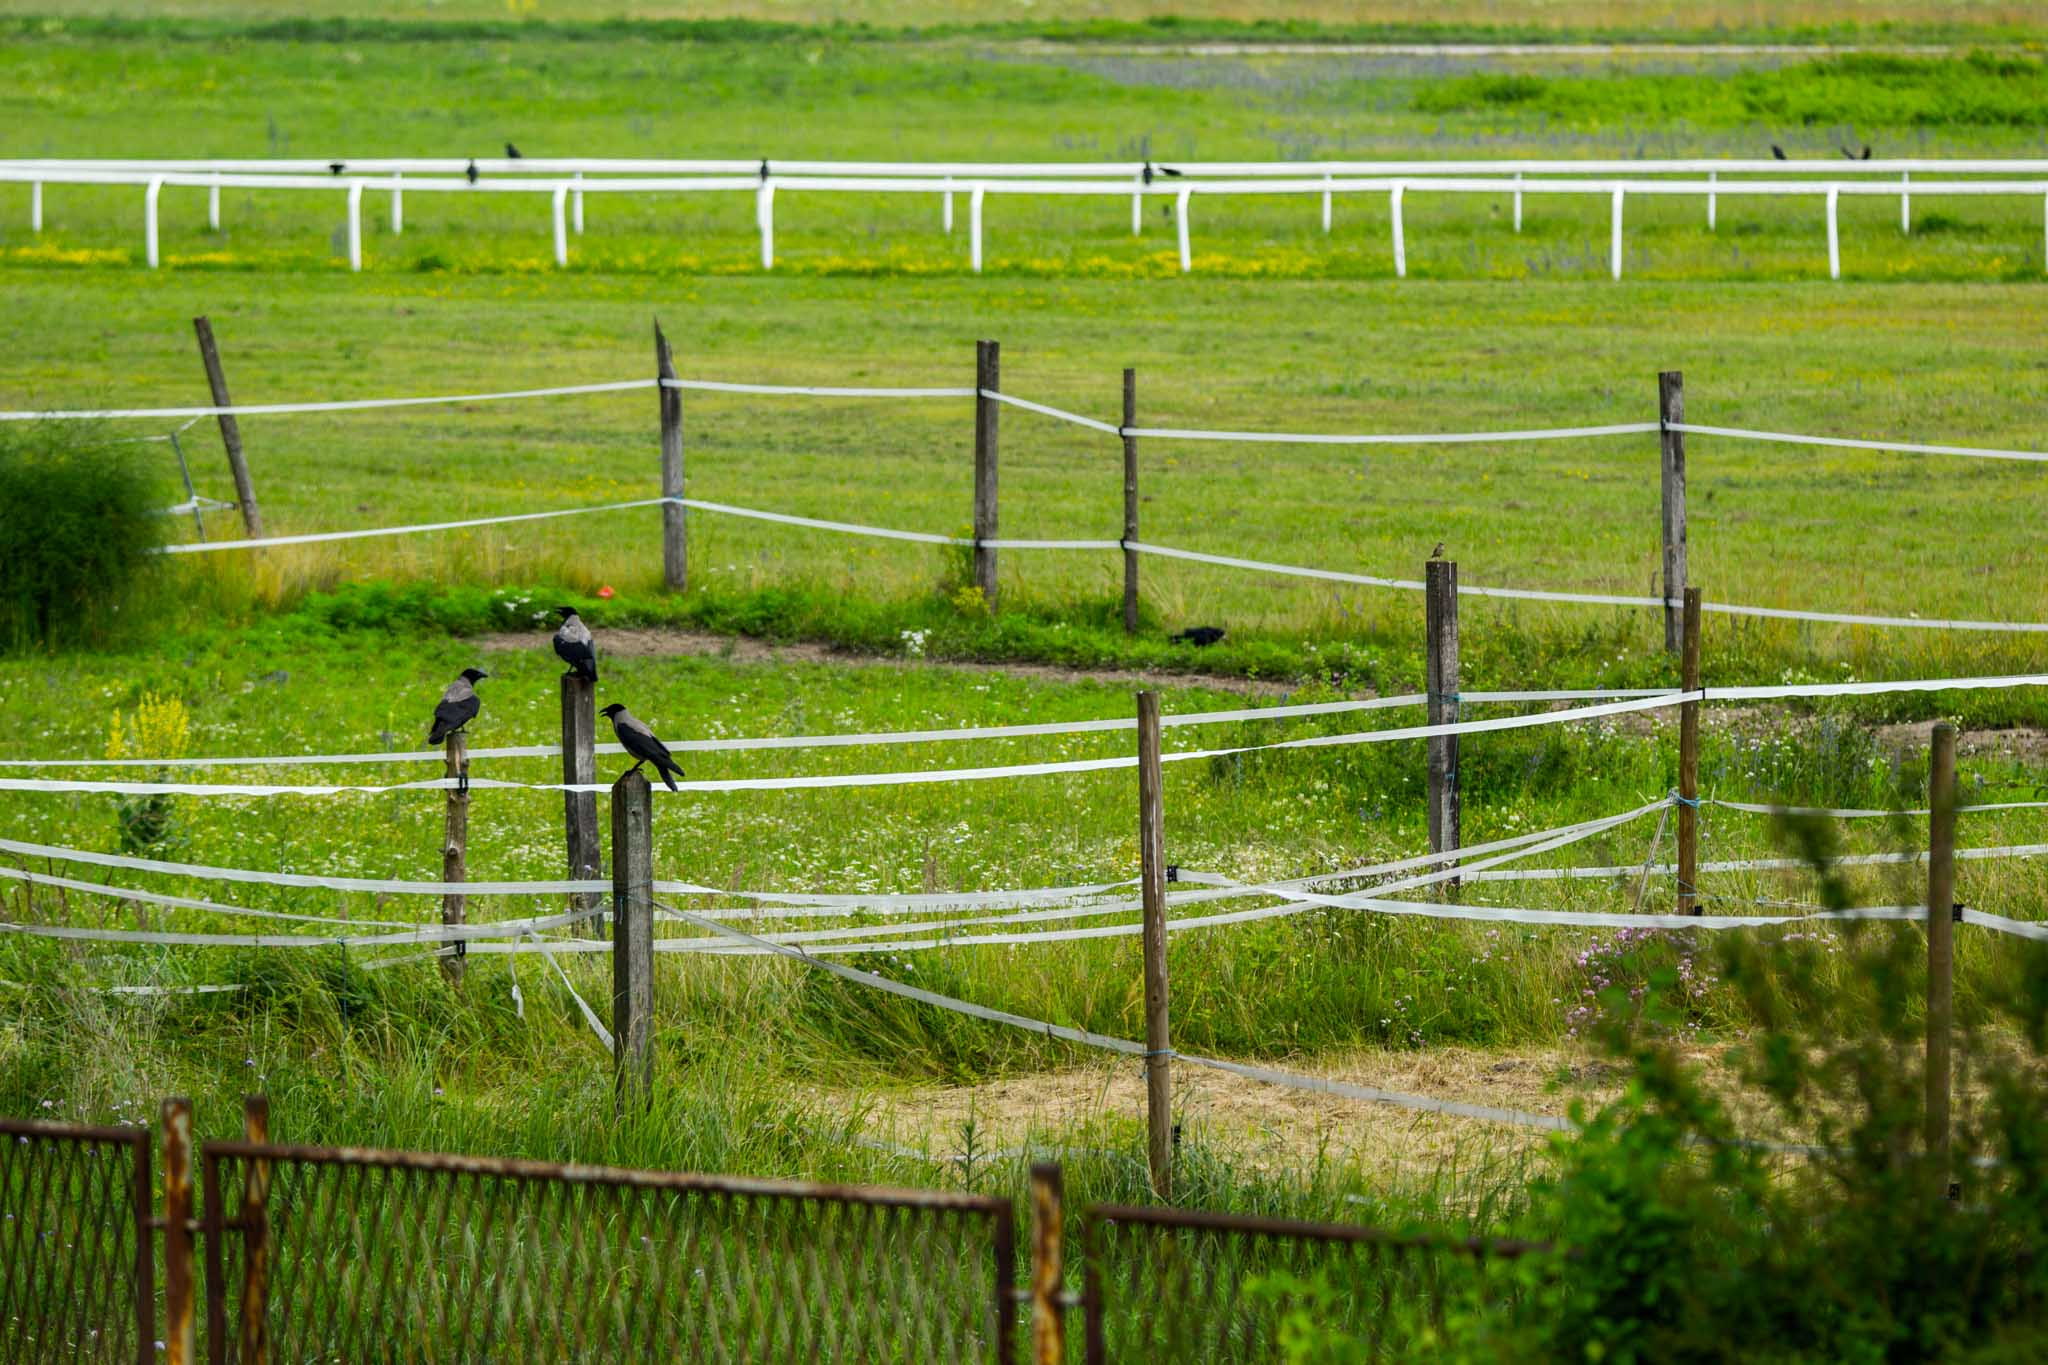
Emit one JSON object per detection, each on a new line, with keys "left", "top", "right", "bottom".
{"left": 478, "top": 627, "right": 1306, "bottom": 698}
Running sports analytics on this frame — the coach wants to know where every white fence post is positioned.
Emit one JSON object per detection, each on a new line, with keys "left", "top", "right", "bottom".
{"left": 1391, "top": 182, "right": 1406, "bottom": 278}
{"left": 1827, "top": 186, "right": 1841, "bottom": 280}
{"left": 391, "top": 173, "right": 403, "bottom": 235}
{"left": 145, "top": 176, "right": 162, "bottom": 268}
{"left": 1707, "top": 169, "right": 1717, "bottom": 231}
{"left": 1513, "top": 171, "right": 1523, "bottom": 232}
{"left": 970, "top": 184, "right": 985, "bottom": 272}
{"left": 1610, "top": 186, "right": 1624, "bottom": 280}
{"left": 1131, "top": 171, "right": 1143, "bottom": 236}
{"left": 30, "top": 180, "right": 41, "bottom": 233}
{"left": 1321, "top": 173, "right": 1332, "bottom": 233}
{"left": 942, "top": 176, "right": 953, "bottom": 233}
{"left": 757, "top": 179, "right": 775, "bottom": 270}
{"left": 207, "top": 175, "right": 220, "bottom": 232}
{"left": 346, "top": 182, "right": 363, "bottom": 272}
{"left": 552, "top": 184, "right": 569, "bottom": 267}
{"left": 1901, "top": 171, "right": 1911, "bottom": 234}
{"left": 1175, "top": 187, "right": 1191, "bottom": 273}
{"left": 572, "top": 171, "right": 584, "bottom": 234}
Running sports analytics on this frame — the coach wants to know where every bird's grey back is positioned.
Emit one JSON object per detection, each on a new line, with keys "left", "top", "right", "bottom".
{"left": 556, "top": 616, "right": 593, "bottom": 648}
{"left": 612, "top": 707, "right": 655, "bottom": 739}
{"left": 442, "top": 678, "right": 475, "bottom": 705}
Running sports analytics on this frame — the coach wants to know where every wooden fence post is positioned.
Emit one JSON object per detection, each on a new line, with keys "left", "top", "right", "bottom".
{"left": 1926, "top": 721, "right": 1957, "bottom": 1184}
{"left": 612, "top": 769, "right": 655, "bottom": 1108}
{"left": 442, "top": 732, "right": 468, "bottom": 986}
{"left": 192, "top": 316, "right": 265, "bottom": 539}
{"left": 1425, "top": 560, "right": 1461, "bottom": 894}
{"left": 562, "top": 675, "right": 603, "bottom": 932}
{"left": 1659, "top": 370, "right": 1687, "bottom": 655}
{"left": 238, "top": 1095, "right": 272, "bottom": 1365}
{"left": 161, "top": 1097, "right": 194, "bottom": 1365}
{"left": 974, "top": 339, "right": 1001, "bottom": 607}
{"left": 1678, "top": 586, "right": 1703, "bottom": 915}
{"left": 655, "top": 321, "right": 686, "bottom": 591}
{"left": 1137, "top": 692, "right": 1172, "bottom": 1200}
{"left": 1028, "top": 1162, "right": 1065, "bottom": 1365}
{"left": 1121, "top": 367, "right": 1140, "bottom": 634}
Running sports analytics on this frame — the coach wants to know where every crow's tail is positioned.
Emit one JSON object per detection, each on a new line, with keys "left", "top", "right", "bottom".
{"left": 657, "top": 761, "right": 681, "bottom": 793}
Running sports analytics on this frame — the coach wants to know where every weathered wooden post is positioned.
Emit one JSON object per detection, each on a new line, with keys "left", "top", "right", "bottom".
{"left": 1926, "top": 722, "right": 1957, "bottom": 1184}
{"left": 612, "top": 769, "right": 655, "bottom": 1107}
{"left": 562, "top": 676, "right": 603, "bottom": 932}
{"left": 238, "top": 1095, "right": 272, "bottom": 1365}
{"left": 162, "top": 1097, "right": 195, "bottom": 1365}
{"left": 655, "top": 321, "right": 686, "bottom": 591}
{"left": 1028, "top": 1162, "right": 1066, "bottom": 1365}
{"left": 1425, "top": 559, "right": 1461, "bottom": 893}
{"left": 1121, "top": 367, "right": 1140, "bottom": 634}
{"left": 1659, "top": 370, "right": 1687, "bottom": 655}
{"left": 442, "top": 732, "right": 468, "bottom": 986}
{"left": 193, "top": 316, "right": 265, "bottom": 539}
{"left": 1678, "top": 587, "right": 1703, "bottom": 915}
{"left": 974, "top": 339, "right": 1001, "bottom": 606}
{"left": 1137, "top": 692, "right": 1172, "bottom": 1199}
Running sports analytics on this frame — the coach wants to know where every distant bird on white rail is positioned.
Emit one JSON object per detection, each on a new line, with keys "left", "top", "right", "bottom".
{"left": 602, "top": 704, "right": 685, "bottom": 792}
{"left": 427, "top": 668, "right": 488, "bottom": 746}
{"left": 551, "top": 606, "right": 598, "bottom": 682}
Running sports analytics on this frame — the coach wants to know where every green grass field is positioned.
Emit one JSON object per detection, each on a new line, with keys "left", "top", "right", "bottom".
{"left": 3, "top": 7, "right": 2047, "bottom": 1313}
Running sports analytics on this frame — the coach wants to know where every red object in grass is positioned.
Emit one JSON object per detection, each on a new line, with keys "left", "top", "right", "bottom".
{"left": 597, "top": 585, "right": 615, "bottom": 599}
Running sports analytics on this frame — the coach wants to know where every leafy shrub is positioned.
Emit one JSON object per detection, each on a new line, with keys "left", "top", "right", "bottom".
{"left": 0, "top": 424, "right": 164, "bottom": 649}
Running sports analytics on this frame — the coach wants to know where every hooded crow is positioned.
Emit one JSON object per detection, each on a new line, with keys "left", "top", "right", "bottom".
{"left": 1170, "top": 626, "right": 1225, "bottom": 647}
{"left": 505, "top": 142, "right": 523, "bottom": 159}
{"left": 552, "top": 606, "right": 598, "bottom": 682}
{"left": 428, "top": 669, "right": 487, "bottom": 746}
{"left": 602, "top": 704, "right": 684, "bottom": 792}
{"left": 465, "top": 159, "right": 479, "bottom": 185}
{"left": 1771, "top": 145, "right": 1788, "bottom": 160}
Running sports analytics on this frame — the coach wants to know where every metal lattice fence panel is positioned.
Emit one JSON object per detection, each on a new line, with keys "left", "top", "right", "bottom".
{"left": 0, "top": 1118, "right": 152, "bottom": 1365}
{"left": 1080, "top": 1204, "right": 1547, "bottom": 1364}
{"left": 202, "top": 1143, "right": 1015, "bottom": 1363}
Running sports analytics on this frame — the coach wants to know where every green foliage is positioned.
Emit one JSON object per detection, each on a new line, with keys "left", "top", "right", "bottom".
{"left": 0, "top": 424, "right": 164, "bottom": 650}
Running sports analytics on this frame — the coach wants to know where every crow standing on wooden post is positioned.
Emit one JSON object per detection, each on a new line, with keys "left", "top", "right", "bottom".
{"left": 551, "top": 606, "right": 598, "bottom": 682}
{"left": 427, "top": 669, "right": 487, "bottom": 745}
{"left": 602, "top": 704, "right": 685, "bottom": 792}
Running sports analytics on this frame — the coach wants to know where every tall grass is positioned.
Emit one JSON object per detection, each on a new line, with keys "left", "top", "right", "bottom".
{"left": 0, "top": 423, "right": 164, "bottom": 650}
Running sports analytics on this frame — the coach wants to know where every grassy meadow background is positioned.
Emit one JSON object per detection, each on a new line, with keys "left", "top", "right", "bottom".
{"left": 1, "top": 4, "right": 2045, "bottom": 1232}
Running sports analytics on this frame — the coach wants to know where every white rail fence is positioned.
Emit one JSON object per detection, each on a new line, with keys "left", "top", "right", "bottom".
{"left": 7, "top": 157, "right": 2048, "bottom": 278}
{"left": 4, "top": 354, "right": 2044, "bottom": 638}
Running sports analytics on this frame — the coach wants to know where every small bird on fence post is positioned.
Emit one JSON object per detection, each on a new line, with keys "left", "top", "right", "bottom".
{"left": 427, "top": 669, "right": 487, "bottom": 789}
{"left": 505, "top": 142, "right": 523, "bottom": 159}
{"left": 1429, "top": 541, "right": 1445, "bottom": 560}
{"left": 602, "top": 704, "right": 685, "bottom": 792}
{"left": 551, "top": 606, "right": 598, "bottom": 682}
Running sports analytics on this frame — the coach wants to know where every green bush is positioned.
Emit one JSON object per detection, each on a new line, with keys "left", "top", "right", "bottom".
{"left": 0, "top": 424, "right": 164, "bottom": 649}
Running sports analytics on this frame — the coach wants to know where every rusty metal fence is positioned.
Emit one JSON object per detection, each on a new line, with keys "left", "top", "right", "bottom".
{"left": 2, "top": 1100, "right": 1559, "bottom": 1363}
{"left": 1079, "top": 1202, "right": 1549, "bottom": 1364}
{"left": 200, "top": 1138, "right": 1016, "bottom": 1364}
{"left": 0, "top": 1116, "right": 153, "bottom": 1365}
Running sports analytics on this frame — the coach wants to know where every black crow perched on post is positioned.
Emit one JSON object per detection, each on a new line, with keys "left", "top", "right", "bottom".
{"left": 551, "top": 607, "right": 598, "bottom": 682}
{"left": 1170, "top": 626, "right": 1225, "bottom": 647}
{"left": 428, "top": 669, "right": 487, "bottom": 745}
{"left": 465, "top": 159, "right": 479, "bottom": 185}
{"left": 602, "top": 704, "right": 684, "bottom": 792}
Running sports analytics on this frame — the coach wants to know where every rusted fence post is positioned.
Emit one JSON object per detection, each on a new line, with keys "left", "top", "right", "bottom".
{"left": 656, "top": 320, "right": 686, "bottom": 591}
{"left": 974, "top": 339, "right": 1001, "bottom": 607}
{"left": 442, "top": 731, "right": 468, "bottom": 986}
{"left": 238, "top": 1095, "right": 272, "bottom": 1365}
{"left": 1137, "top": 692, "right": 1172, "bottom": 1199}
{"left": 1926, "top": 721, "right": 1957, "bottom": 1186}
{"left": 1425, "top": 559, "right": 1460, "bottom": 894}
{"left": 1678, "top": 587, "right": 1703, "bottom": 915}
{"left": 162, "top": 1098, "right": 194, "bottom": 1365}
{"left": 612, "top": 769, "right": 655, "bottom": 1108}
{"left": 1028, "top": 1162, "right": 1065, "bottom": 1365}
{"left": 561, "top": 675, "right": 602, "bottom": 932}
{"left": 1659, "top": 370, "right": 1687, "bottom": 655}
{"left": 1121, "top": 367, "right": 1140, "bottom": 633}
{"left": 192, "top": 316, "right": 264, "bottom": 539}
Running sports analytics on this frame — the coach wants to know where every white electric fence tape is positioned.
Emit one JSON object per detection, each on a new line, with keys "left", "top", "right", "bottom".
{"left": 1711, "top": 798, "right": 2048, "bottom": 819}
{"left": 0, "top": 379, "right": 656, "bottom": 422}
{"left": 159, "top": 499, "right": 673, "bottom": 554}
{"left": 531, "top": 933, "right": 614, "bottom": 1050}
{"left": 1671, "top": 423, "right": 2048, "bottom": 465}
{"left": 0, "top": 863, "right": 413, "bottom": 929}
{"left": 657, "top": 900, "right": 1574, "bottom": 1130}
{"left": 1122, "top": 421, "right": 1660, "bottom": 446}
